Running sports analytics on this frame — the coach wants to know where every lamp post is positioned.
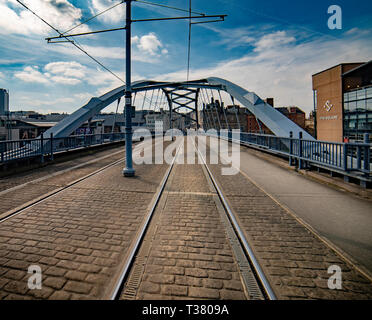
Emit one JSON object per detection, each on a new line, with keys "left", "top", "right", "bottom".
{"left": 123, "top": 0, "right": 135, "bottom": 177}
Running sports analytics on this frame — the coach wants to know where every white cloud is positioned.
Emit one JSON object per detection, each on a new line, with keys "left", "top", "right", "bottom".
{"left": 0, "top": 0, "right": 90, "bottom": 35}
{"left": 90, "top": 0, "right": 125, "bottom": 24}
{"left": 14, "top": 66, "right": 49, "bottom": 84}
{"left": 45, "top": 61, "right": 86, "bottom": 78}
{"left": 254, "top": 31, "right": 295, "bottom": 52}
{"left": 156, "top": 30, "right": 372, "bottom": 114}
{"left": 14, "top": 61, "right": 88, "bottom": 85}
{"left": 135, "top": 32, "right": 163, "bottom": 56}
{"left": 45, "top": 33, "right": 168, "bottom": 63}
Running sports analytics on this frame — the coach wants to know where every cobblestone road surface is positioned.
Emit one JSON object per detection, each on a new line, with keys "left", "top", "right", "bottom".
{"left": 0, "top": 145, "right": 126, "bottom": 216}
{"left": 121, "top": 143, "right": 248, "bottom": 300}
{"left": 0, "top": 152, "right": 169, "bottom": 299}
{"left": 203, "top": 138, "right": 372, "bottom": 300}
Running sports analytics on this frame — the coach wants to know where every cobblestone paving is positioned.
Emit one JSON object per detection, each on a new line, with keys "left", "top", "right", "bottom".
{"left": 0, "top": 159, "right": 169, "bottom": 299}
{"left": 207, "top": 158, "right": 372, "bottom": 299}
{"left": 0, "top": 145, "right": 125, "bottom": 192}
{"left": 129, "top": 161, "right": 247, "bottom": 300}
{"left": 0, "top": 147, "right": 125, "bottom": 216}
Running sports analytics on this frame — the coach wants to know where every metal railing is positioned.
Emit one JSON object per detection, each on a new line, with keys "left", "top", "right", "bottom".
{"left": 208, "top": 130, "right": 371, "bottom": 183}
{"left": 0, "top": 133, "right": 126, "bottom": 164}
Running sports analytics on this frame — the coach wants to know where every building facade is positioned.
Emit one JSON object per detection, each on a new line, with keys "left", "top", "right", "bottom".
{"left": 0, "top": 89, "right": 9, "bottom": 116}
{"left": 312, "top": 61, "right": 371, "bottom": 142}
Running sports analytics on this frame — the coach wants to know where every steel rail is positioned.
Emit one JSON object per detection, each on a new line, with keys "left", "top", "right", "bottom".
{"left": 194, "top": 137, "right": 277, "bottom": 300}
{"left": 110, "top": 141, "right": 183, "bottom": 300}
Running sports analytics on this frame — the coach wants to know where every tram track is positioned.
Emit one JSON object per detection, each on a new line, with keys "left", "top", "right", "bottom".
{"left": 0, "top": 140, "right": 149, "bottom": 223}
{"left": 110, "top": 136, "right": 276, "bottom": 300}
{"left": 194, "top": 139, "right": 276, "bottom": 300}
{"left": 108, "top": 140, "right": 183, "bottom": 300}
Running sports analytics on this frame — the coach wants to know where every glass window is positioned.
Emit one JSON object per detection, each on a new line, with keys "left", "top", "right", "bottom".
{"left": 349, "top": 120, "right": 356, "bottom": 128}
{"left": 343, "top": 92, "right": 349, "bottom": 102}
{"left": 348, "top": 91, "right": 357, "bottom": 101}
{"left": 367, "top": 99, "right": 372, "bottom": 111}
{"left": 349, "top": 101, "right": 357, "bottom": 111}
{"left": 367, "top": 115, "right": 372, "bottom": 129}
{"left": 366, "top": 87, "right": 372, "bottom": 99}
{"left": 344, "top": 102, "right": 349, "bottom": 113}
{"left": 358, "top": 118, "right": 367, "bottom": 130}
{"left": 357, "top": 89, "right": 366, "bottom": 100}
{"left": 357, "top": 99, "right": 366, "bottom": 111}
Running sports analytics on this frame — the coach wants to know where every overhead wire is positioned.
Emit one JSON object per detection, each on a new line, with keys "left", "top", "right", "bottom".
{"left": 61, "top": 0, "right": 125, "bottom": 36}
{"left": 135, "top": 0, "right": 205, "bottom": 16}
{"left": 186, "top": 0, "right": 192, "bottom": 82}
{"left": 15, "top": 0, "right": 158, "bottom": 110}
{"left": 15, "top": 0, "right": 125, "bottom": 84}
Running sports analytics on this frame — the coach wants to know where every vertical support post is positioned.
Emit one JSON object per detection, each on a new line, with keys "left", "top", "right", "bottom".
{"left": 50, "top": 133, "right": 54, "bottom": 161}
{"left": 0, "top": 142, "right": 4, "bottom": 163}
{"left": 298, "top": 132, "right": 303, "bottom": 169}
{"left": 363, "top": 133, "right": 370, "bottom": 174}
{"left": 169, "top": 93, "right": 174, "bottom": 140}
{"left": 343, "top": 143, "right": 348, "bottom": 171}
{"left": 123, "top": 0, "right": 135, "bottom": 177}
{"left": 40, "top": 133, "right": 44, "bottom": 164}
{"left": 195, "top": 89, "right": 200, "bottom": 130}
{"left": 289, "top": 131, "right": 293, "bottom": 166}
{"left": 357, "top": 144, "right": 362, "bottom": 170}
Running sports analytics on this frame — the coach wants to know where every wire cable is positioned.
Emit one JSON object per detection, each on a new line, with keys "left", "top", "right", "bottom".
{"left": 135, "top": 0, "right": 205, "bottom": 16}
{"left": 186, "top": 0, "right": 192, "bottom": 82}
{"left": 15, "top": 0, "right": 125, "bottom": 84}
{"left": 61, "top": 0, "right": 125, "bottom": 36}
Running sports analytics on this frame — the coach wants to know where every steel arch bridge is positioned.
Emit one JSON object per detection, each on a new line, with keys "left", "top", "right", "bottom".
{"left": 43, "top": 77, "right": 314, "bottom": 140}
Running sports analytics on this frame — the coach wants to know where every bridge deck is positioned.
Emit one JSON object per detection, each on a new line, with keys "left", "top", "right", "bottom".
{"left": 0, "top": 138, "right": 372, "bottom": 300}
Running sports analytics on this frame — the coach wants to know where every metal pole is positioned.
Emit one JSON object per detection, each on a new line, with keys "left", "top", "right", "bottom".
{"left": 289, "top": 131, "right": 293, "bottom": 166}
{"left": 363, "top": 133, "right": 370, "bottom": 174}
{"left": 50, "top": 133, "right": 54, "bottom": 161}
{"left": 298, "top": 131, "right": 303, "bottom": 169}
{"left": 40, "top": 133, "right": 44, "bottom": 164}
{"left": 123, "top": 0, "right": 135, "bottom": 177}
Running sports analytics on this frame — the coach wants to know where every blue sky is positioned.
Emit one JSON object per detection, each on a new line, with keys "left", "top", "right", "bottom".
{"left": 0, "top": 0, "right": 371, "bottom": 114}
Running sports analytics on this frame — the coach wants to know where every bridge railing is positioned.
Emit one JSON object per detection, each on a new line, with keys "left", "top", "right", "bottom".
{"left": 0, "top": 133, "right": 126, "bottom": 164}
{"left": 209, "top": 131, "right": 371, "bottom": 186}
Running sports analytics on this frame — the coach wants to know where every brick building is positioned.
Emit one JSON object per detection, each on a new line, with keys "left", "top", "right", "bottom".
{"left": 312, "top": 61, "right": 372, "bottom": 142}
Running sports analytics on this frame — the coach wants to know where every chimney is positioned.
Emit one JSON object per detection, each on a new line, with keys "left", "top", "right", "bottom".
{"left": 265, "top": 98, "right": 274, "bottom": 107}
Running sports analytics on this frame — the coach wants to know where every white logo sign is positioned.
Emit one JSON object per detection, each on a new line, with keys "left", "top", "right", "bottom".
{"left": 328, "top": 265, "right": 342, "bottom": 290}
{"left": 327, "top": 5, "right": 342, "bottom": 30}
{"left": 28, "top": 265, "right": 42, "bottom": 290}
{"left": 324, "top": 100, "right": 333, "bottom": 112}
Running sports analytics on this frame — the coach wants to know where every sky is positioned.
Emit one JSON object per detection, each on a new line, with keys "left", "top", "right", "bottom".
{"left": 0, "top": 0, "right": 371, "bottom": 115}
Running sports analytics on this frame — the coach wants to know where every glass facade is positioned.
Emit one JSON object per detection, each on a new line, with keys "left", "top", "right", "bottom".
{"left": 343, "top": 86, "right": 372, "bottom": 141}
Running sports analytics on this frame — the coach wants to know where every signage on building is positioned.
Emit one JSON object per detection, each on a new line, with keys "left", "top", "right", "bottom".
{"left": 320, "top": 115, "right": 338, "bottom": 120}
{"left": 323, "top": 100, "right": 333, "bottom": 112}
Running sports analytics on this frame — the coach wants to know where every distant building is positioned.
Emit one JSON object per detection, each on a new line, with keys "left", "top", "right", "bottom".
{"left": 246, "top": 111, "right": 271, "bottom": 134}
{"left": 276, "top": 106, "right": 306, "bottom": 129}
{"left": 305, "top": 111, "right": 315, "bottom": 137}
{"left": 201, "top": 99, "right": 248, "bottom": 132}
{"left": 145, "top": 109, "right": 171, "bottom": 132}
{"left": 312, "top": 61, "right": 372, "bottom": 142}
{"left": 0, "top": 89, "right": 9, "bottom": 116}
{"left": 0, "top": 117, "right": 56, "bottom": 140}
{"left": 246, "top": 98, "right": 306, "bottom": 134}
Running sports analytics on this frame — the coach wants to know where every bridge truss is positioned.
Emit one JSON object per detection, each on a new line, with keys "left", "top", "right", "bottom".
{"left": 43, "top": 77, "right": 313, "bottom": 141}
